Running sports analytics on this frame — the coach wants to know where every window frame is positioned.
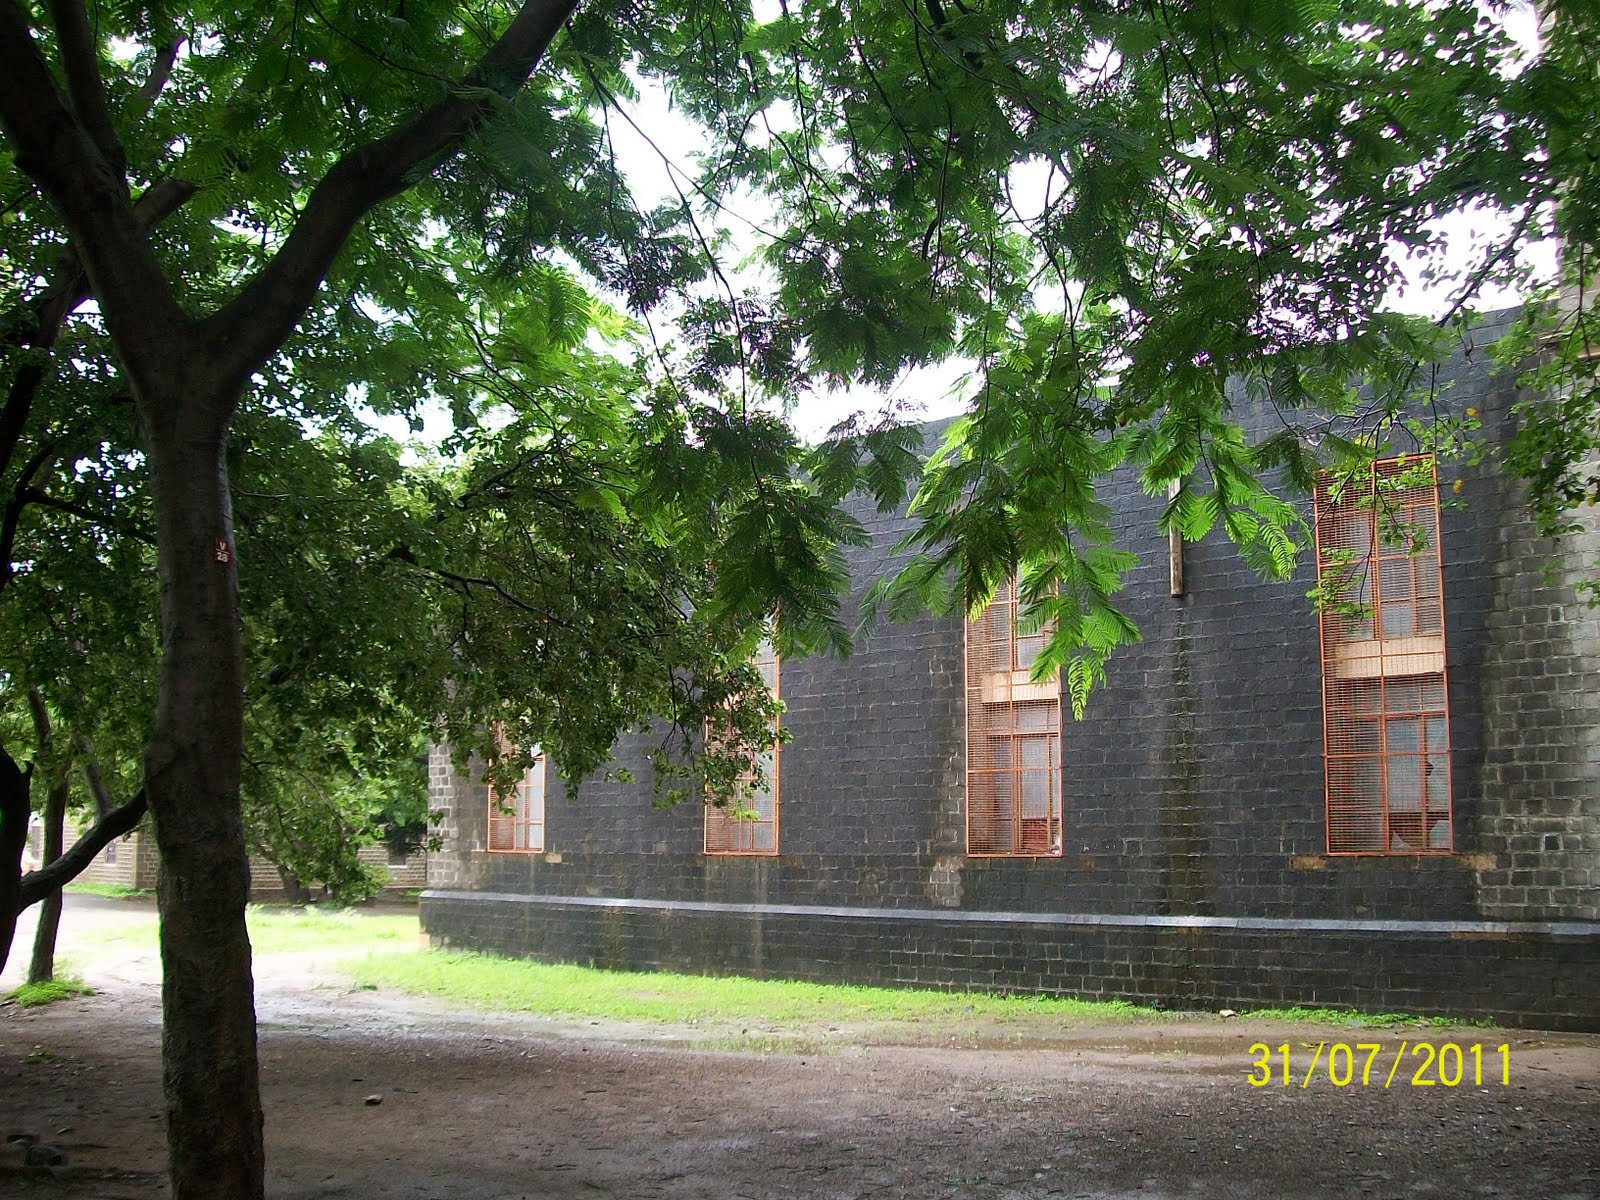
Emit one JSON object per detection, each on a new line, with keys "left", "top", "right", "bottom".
{"left": 486, "top": 748, "right": 547, "bottom": 854}
{"left": 704, "top": 642, "right": 781, "bottom": 856}
{"left": 964, "top": 578, "right": 1064, "bottom": 858}
{"left": 1314, "top": 456, "right": 1454, "bottom": 856}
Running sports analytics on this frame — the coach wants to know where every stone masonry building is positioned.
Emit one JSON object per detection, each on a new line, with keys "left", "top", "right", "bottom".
{"left": 422, "top": 312, "right": 1600, "bottom": 1030}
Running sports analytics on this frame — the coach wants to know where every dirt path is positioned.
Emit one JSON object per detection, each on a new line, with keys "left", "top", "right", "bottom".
{"left": 2, "top": 897, "right": 1597, "bottom": 1199}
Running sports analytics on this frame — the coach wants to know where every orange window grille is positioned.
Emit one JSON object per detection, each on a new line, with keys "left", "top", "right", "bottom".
{"left": 965, "top": 579, "right": 1063, "bottom": 857}
{"left": 487, "top": 750, "right": 546, "bottom": 853}
{"left": 705, "top": 641, "right": 780, "bottom": 855}
{"left": 1314, "top": 457, "right": 1453, "bottom": 855}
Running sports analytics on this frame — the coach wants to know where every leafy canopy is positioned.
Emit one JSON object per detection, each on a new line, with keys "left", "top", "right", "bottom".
{"left": 1, "top": 0, "right": 1579, "bottom": 797}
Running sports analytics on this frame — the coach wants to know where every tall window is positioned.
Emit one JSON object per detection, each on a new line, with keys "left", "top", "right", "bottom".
{"left": 965, "top": 579, "right": 1063, "bottom": 856}
{"left": 705, "top": 641, "right": 780, "bottom": 855}
{"left": 1314, "top": 457, "right": 1452, "bottom": 855}
{"left": 487, "top": 749, "right": 546, "bottom": 853}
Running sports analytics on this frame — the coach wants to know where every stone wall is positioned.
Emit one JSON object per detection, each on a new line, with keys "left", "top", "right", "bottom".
{"left": 424, "top": 891, "right": 1600, "bottom": 1030}
{"left": 54, "top": 822, "right": 160, "bottom": 890}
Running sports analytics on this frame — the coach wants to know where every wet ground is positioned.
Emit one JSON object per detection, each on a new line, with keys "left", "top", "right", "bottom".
{"left": 2, "top": 895, "right": 1597, "bottom": 1199}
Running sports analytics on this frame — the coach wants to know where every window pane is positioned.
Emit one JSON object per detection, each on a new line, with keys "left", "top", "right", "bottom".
{"left": 1386, "top": 755, "right": 1423, "bottom": 811}
{"left": 1350, "top": 680, "right": 1383, "bottom": 716}
{"left": 1330, "top": 507, "right": 1373, "bottom": 559}
{"left": 1328, "top": 715, "right": 1379, "bottom": 755}
{"left": 1380, "top": 598, "right": 1417, "bottom": 639}
{"left": 1387, "top": 717, "right": 1420, "bottom": 754}
{"left": 1385, "top": 679, "right": 1420, "bottom": 711}
{"left": 1014, "top": 703, "right": 1054, "bottom": 732}
{"left": 1379, "top": 557, "right": 1416, "bottom": 602}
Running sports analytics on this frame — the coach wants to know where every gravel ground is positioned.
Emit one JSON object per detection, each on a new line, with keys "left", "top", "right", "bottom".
{"left": 2, "top": 895, "right": 1596, "bottom": 1199}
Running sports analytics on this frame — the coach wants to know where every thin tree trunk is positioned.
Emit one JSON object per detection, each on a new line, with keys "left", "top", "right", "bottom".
{"left": 26, "top": 771, "right": 66, "bottom": 984}
{"left": 140, "top": 409, "right": 261, "bottom": 1200}
{"left": 272, "top": 858, "right": 312, "bottom": 907}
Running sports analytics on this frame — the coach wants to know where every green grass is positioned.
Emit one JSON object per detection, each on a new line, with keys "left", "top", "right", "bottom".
{"left": 7, "top": 976, "right": 95, "bottom": 1008}
{"left": 343, "top": 949, "right": 1145, "bottom": 1030}
{"left": 64, "top": 882, "right": 152, "bottom": 899}
{"left": 242, "top": 906, "right": 417, "bottom": 954}
{"left": 1243, "top": 1004, "right": 1471, "bottom": 1028}
{"left": 60, "top": 904, "right": 417, "bottom": 957}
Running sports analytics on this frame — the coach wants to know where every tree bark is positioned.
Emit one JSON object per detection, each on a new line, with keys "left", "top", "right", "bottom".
{"left": 140, "top": 402, "right": 261, "bottom": 1200}
{"left": 26, "top": 769, "right": 66, "bottom": 984}
{"left": 0, "top": 742, "right": 30, "bottom": 976}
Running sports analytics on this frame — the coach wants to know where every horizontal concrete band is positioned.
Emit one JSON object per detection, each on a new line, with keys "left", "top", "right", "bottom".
{"left": 422, "top": 889, "right": 1600, "bottom": 941}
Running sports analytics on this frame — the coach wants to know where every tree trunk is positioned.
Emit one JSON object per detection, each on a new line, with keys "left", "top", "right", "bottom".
{"left": 0, "top": 745, "right": 29, "bottom": 976}
{"left": 26, "top": 771, "right": 67, "bottom": 984}
{"left": 140, "top": 404, "right": 262, "bottom": 1200}
{"left": 0, "top": 12, "right": 575, "bottom": 1196}
{"left": 273, "top": 859, "right": 312, "bottom": 907}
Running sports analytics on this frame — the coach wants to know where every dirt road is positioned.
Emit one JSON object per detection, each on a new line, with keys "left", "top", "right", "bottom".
{"left": 2, "top": 896, "right": 1596, "bottom": 1199}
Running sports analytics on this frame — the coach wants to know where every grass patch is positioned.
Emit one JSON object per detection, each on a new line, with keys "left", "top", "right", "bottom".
{"left": 64, "top": 882, "right": 152, "bottom": 899}
{"left": 242, "top": 906, "right": 417, "bottom": 955}
{"left": 59, "top": 904, "right": 417, "bottom": 958}
{"left": 344, "top": 949, "right": 1145, "bottom": 1030}
{"left": 7, "top": 977, "right": 95, "bottom": 1008}
{"left": 1243, "top": 1004, "right": 1472, "bottom": 1028}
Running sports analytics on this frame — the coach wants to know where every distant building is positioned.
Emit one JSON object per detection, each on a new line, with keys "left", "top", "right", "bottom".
{"left": 43, "top": 820, "right": 425, "bottom": 899}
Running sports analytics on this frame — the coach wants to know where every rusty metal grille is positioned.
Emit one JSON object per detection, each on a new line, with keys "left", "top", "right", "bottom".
{"left": 487, "top": 750, "right": 546, "bottom": 853}
{"left": 705, "top": 642, "right": 780, "bottom": 855}
{"left": 965, "top": 579, "right": 1063, "bottom": 857}
{"left": 1315, "top": 457, "right": 1452, "bottom": 855}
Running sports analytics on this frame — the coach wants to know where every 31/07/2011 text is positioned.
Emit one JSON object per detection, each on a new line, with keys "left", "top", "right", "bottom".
{"left": 1248, "top": 1042, "right": 1510, "bottom": 1088}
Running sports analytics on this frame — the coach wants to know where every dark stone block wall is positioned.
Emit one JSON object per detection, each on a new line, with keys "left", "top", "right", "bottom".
{"left": 424, "top": 311, "right": 1600, "bottom": 1028}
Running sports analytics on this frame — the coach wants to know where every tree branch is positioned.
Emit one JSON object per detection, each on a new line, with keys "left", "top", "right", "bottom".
{"left": 76, "top": 736, "right": 112, "bottom": 820}
{"left": 201, "top": 0, "right": 581, "bottom": 392}
{"left": 47, "top": 0, "right": 125, "bottom": 173}
{"left": 25, "top": 686, "right": 54, "bottom": 772}
{"left": 0, "top": 2, "right": 187, "bottom": 375}
{"left": 17, "top": 788, "right": 147, "bottom": 907}
{"left": 18, "top": 484, "right": 157, "bottom": 544}
{"left": 128, "top": 34, "right": 183, "bottom": 127}
{"left": 386, "top": 544, "right": 574, "bottom": 626}
{"left": 0, "top": 176, "right": 195, "bottom": 362}
{"left": 0, "top": 176, "right": 196, "bottom": 482}
{"left": 0, "top": 437, "right": 64, "bottom": 590}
